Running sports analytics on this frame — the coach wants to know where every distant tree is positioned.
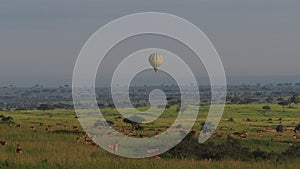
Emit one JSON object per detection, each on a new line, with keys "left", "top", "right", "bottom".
{"left": 241, "top": 98, "right": 259, "bottom": 104}
{"left": 107, "top": 103, "right": 115, "bottom": 109}
{"left": 37, "top": 103, "right": 54, "bottom": 111}
{"left": 265, "top": 97, "right": 274, "bottom": 104}
{"left": 231, "top": 97, "right": 241, "bottom": 104}
{"left": 291, "top": 94, "right": 300, "bottom": 108}
{"left": 97, "top": 103, "right": 106, "bottom": 109}
{"left": 262, "top": 105, "right": 271, "bottom": 115}
{"left": 277, "top": 98, "right": 289, "bottom": 112}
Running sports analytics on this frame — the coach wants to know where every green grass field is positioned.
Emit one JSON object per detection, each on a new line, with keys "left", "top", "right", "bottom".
{"left": 0, "top": 104, "right": 300, "bottom": 169}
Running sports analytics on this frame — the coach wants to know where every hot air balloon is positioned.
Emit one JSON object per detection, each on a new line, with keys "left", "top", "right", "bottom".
{"left": 149, "top": 53, "right": 163, "bottom": 72}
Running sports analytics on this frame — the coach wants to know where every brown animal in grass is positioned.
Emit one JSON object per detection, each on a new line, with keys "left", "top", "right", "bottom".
{"left": 76, "top": 136, "right": 82, "bottom": 143}
{"left": 90, "top": 142, "right": 98, "bottom": 149}
{"left": 108, "top": 143, "right": 119, "bottom": 152}
{"left": 0, "top": 141, "right": 8, "bottom": 146}
{"left": 147, "top": 148, "right": 159, "bottom": 154}
{"left": 257, "top": 133, "right": 263, "bottom": 137}
{"left": 85, "top": 138, "right": 93, "bottom": 145}
{"left": 292, "top": 134, "right": 297, "bottom": 139}
{"left": 129, "top": 131, "right": 136, "bottom": 136}
{"left": 30, "top": 126, "right": 36, "bottom": 131}
{"left": 216, "top": 134, "right": 223, "bottom": 138}
{"left": 82, "top": 133, "right": 88, "bottom": 139}
{"left": 155, "top": 156, "right": 162, "bottom": 160}
{"left": 203, "top": 159, "right": 212, "bottom": 163}
{"left": 15, "top": 124, "right": 21, "bottom": 128}
{"left": 239, "top": 134, "right": 247, "bottom": 139}
{"left": 16, "top": 144, "right": 22, "bottom": 154}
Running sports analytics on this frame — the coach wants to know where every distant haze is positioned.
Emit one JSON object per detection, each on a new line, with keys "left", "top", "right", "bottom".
{"left": 0, "top": 0, "right": 300, "bottom": 87}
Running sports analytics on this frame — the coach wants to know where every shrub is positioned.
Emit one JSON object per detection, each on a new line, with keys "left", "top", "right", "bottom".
{"left": 294, "top": 123, "right": 300, "bottom": 132}
{"left": 276, "top": 125, "right": 284, "bottom": 132}
{"left": 0, "top": 115, "right": 14, "bottom": 124}
{"left": 37, "top": 103, "right": 54, "bottom": 111}
{"left": 163, "top": 133, "right": 252, "bottom": 161}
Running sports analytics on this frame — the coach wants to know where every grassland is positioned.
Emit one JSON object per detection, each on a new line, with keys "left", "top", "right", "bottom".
{"left": 0, "top": 104, "right": 300, "bottom": 169}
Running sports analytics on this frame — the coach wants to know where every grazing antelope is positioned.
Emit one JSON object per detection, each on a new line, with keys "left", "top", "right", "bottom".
{"left": 90, "top": 142, "right": 98, "bottom": 149}
{"left": 15, "top": 124, "right": 21, "bottom": 128}
{"left": 226, "top": 132, "right": 232, "bottom": 137}
{"left": 84, "top": 137, "right": 93, "bottom": 145}
{"left": 257, "top": 132, "right": 263, "bottom": 137}
{"left": 108, "top": 143, "right": 119, "bottom": 152}
{"left": 155, "top": 156, "right": 162, "bottom": 160}
{"left": 82, "top": 133, "right": 88, "bottom": 139}
{"left": 258, "top": 133, "right": 263, "bottom": 137}
{"left": 129, "top": 131, "right": 136, "bottom": 136}
{"left": 239, "top": 134, "right": 247, "bottom": 139}
{"left": 0, "top": 141, "right": 8, "bottom": 146}
{"left": 119, "top": 126, "right": 125, "bottom": 133}
{"left": 92, "top": 135, "right": 97, "bottom": 140}
{"left": 147, "top": 148, "right": 159, "bottom": 154}
{"left": 30, "top": 126, "right": 36, "bottom": 131}
{"left": 76, "top": 136, "right": 82, "bottom": 143}
{"left": 216, "top": 134, "right": 224, "bottom": 138}
{"left": 16, "top": 144, "right": 22, "bottom": 154}
{"left": 203, "top": 159, "right": 212, "bottom": 163}
{"left": 73, "top": 126, "right": 79, "bottom": 130}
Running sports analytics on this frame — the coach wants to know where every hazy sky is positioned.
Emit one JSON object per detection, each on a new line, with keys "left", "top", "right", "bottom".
{"left": 0, "top": 0, "right": 300, "bottom": 86}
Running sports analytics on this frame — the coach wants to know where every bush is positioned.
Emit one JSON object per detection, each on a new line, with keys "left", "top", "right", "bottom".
{"left": 37, "top": 103, "right": 54, "bottom": 111}
{"left": 163, "top": 134, "right": 252, "bottom": 161}
{"left": 0, "top": 115, "right": 14, "bottom": 123}
{"left": 276, "top": 125, "right": 284, "bottom": 132}
{"left": 294, "top": 123, "right": 300, "bottom": 132}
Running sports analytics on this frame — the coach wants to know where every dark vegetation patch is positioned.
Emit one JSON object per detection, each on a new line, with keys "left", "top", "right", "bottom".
{"left": 162, "top": 131, "right": 299, "bottom": 164}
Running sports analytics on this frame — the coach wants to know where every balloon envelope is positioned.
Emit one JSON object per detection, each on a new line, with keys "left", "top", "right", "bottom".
{"left": 149, "top": 53, "right": 163, "bottom": 72}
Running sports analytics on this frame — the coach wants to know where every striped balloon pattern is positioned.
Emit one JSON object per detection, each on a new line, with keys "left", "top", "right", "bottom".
{"left": 149, "top": 53, "right": 163, "bottom": 72}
